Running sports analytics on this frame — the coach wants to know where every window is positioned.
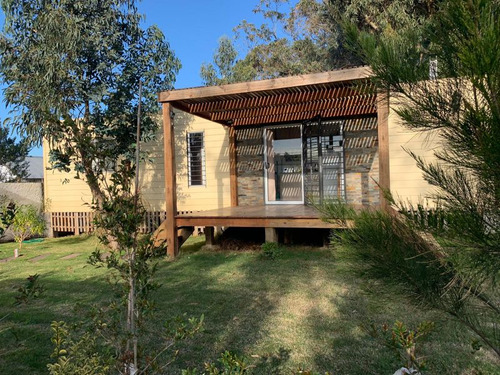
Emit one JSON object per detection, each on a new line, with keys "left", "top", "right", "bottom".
{"left": 187, "top": 132, "right": 205, "bottom": 186}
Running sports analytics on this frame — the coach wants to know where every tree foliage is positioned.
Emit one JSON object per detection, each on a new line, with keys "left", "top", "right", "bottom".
{"left": 338, "top": 0, "right": 500, "bottom": 358}
{"left": 201, "top": 0, "right": 437, "bottom": 84}
{"left": 0, "top": 0, "right": 180, "bottom": 204}
{"left": 0, "top": 127, "right": 29, "bottom": 182}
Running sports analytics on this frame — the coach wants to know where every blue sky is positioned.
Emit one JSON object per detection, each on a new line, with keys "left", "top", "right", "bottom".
{"left": 0, "top": 0, "right": 276, "bottom": 156}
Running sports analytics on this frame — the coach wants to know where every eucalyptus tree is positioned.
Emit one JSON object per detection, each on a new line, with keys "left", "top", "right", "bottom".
{"left": 1, "top": 1, "right": 183, "bottom": 372}
{"left": 201, "top": 0, "right": 437, "bottom": 84}
{"left": 0, "top": 127, "right": 29, "bottom": 182}
{"left": 0, "top": 0, "right": 180, "bottom": 205}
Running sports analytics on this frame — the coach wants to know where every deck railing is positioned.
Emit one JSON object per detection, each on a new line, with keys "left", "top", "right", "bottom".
{"left": 50, "top": 211, "right": 202, "bottom": 236}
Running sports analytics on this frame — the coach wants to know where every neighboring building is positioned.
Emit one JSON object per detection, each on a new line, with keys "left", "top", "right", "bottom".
{"left": 0, "top": 156, "right": 43, "bottom": 183}
{"left": 0, "top": 156, "right": 45, "bottom": 242}
{"left": 23, "top": 156, "right": 44, "bottom": 182}
{"left": 43, "top": 67, "right": 439, "bottom": 255}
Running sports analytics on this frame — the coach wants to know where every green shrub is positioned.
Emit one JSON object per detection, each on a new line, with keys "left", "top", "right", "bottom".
{"left": 15, "top": 274, "right": 45, "bottom": 305}
{"left": 183, "top": 351, "right": 249, "bottom": 375}
{"left": 261, "top": 242, "right": 283, "bottom": 260}
{"left": 12, "top": 205, "right": 45, "bottom": 251}
{"left": 365, "top": 320, "right": 435, "bottom": 372}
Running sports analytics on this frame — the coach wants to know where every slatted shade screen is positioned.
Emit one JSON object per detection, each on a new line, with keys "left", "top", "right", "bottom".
{"left": 159, "top": 68, "right": 376, "bottom": 128}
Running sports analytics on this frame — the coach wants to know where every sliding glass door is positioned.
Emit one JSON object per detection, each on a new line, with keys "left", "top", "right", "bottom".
{"left": 264, "top": 125, "right": 304, "bottom": 204}
{"left": 263, "top": 119, "right": 345, "bottom": 205}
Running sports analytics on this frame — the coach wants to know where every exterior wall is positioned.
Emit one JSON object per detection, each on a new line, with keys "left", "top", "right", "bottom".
{"left": 173, "top": 110, "right": 231, "bottom": 211}
{"left": 235, "top": 127, "right": 265, "bottom": 206}
{"left": 234, "top": 117, "right": 381, "bottom": 207}
{"left": 43, "top": 110, "right": 231, "bottom": 213}
{"left": 43, "top": 142, "right": 93, "bottom": 212}
{"left": 344, "top": 116, "right": 380, "bottom": 206}
{"left": 0, "top": 182, "right": 43, "bottom": 209}
{"left": 388, "top": 99, "right": 440, "bottom": 205}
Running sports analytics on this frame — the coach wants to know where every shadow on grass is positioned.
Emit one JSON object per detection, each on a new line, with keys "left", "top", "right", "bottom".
{"left": 0, "top": 273, "right": 111, "bottom": 375}
{"left": 0, "top": 241, "right": 496, "bottom": 375}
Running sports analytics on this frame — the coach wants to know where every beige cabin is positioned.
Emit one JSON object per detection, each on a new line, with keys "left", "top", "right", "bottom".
{"left": 43, "top": 67, "right": 439, "bottom": 256}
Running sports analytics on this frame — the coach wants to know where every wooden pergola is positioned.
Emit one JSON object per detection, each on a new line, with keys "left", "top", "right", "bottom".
{"left": 158, "top": 66, "right": 389, "bottom": 257}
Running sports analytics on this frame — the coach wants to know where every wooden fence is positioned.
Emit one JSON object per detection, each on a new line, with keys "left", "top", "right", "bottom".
{"left": 50, "top": 211, "right": 202, "bottom": 236}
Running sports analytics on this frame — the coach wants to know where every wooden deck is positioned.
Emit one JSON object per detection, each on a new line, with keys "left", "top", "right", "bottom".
{"left": 176, "top": 204, "right": 348, "bottom": 229}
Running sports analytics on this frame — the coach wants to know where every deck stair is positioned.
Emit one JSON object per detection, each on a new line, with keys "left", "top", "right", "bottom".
{"left": 152, "top": 219, "right": 194, "bottom": 249}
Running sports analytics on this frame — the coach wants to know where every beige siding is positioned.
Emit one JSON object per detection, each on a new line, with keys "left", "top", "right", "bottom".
{"left": 43, "top": 140, "right": 93, "bottom": 212}
{"left": 43, "top": 110, "right": 230, "bottom": 213}
{"left": 388, "top": 99, "right": 440, "bottom": 205}
{"left": 173, "top": 110, "right": 231, "bottom": 211}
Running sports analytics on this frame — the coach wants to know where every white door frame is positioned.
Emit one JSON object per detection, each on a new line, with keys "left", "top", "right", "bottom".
{"left": 263, "top": 124, "right": 305, "bottom": 205}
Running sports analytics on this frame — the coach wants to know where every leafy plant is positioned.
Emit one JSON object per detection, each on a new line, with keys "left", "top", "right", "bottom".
{"left": 261, "top": 242, "right": 283, "bottom": 260}
{"left": 0, "top": 127, "right": 29, "bottom": 182}
{"left": 0, "top": 0, "right": 180, "bottom": 208}
{"left": 47, "top": 313, "right": 204, "bottom": 375}
{"left": 0, "top": 196, "right": 16, "bottom": 239}
{"left": 183, "top": 351, "right": 249, "bottom": 375}
{"left": 14, "top": 274, "right": 45, "bottom": 305}
{"left": 11, "top": 205, "right": 45, "bottom": 251}
{"left": 47, "top": 321, "right": 112, "bottom": 375}
{"left": 366, "top": 320, "right": 434, "bottom": 372}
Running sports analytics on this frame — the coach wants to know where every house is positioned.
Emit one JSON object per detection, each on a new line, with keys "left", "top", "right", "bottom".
{"left": 43, "top": 66, "right": 439, "bottom": 256}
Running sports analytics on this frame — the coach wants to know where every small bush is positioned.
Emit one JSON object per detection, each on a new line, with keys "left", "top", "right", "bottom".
{"left": 365, "top": 320, "right": 434, "bottom": 372}
{"left": 261, "top": 242, "right": 283, "bottom": 260}
{"left": 12, "top": 205, "right": 45, "bottom": 251}
{"left": 15, "top": 274, "right": 45, "bottom": 305}
{"left": 183, "top": 351, "right": 249, "bottom": 375}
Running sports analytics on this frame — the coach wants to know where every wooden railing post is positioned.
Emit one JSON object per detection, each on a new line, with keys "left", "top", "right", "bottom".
{"left": 74, "top": 212, "right": 79, "bottom": 235}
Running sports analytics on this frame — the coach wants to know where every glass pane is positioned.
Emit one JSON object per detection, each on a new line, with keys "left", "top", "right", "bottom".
{"left": 265, "top": 127, "right": 303, "bottom": 202}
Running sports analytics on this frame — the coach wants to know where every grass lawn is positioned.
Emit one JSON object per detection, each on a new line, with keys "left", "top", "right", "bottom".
{"left": 0, "top": 235, "right": 498, "bottom": 374}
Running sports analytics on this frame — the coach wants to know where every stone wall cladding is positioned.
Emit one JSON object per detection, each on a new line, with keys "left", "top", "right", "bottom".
{"left": 343, "top": 116, "right": 380, "bottom": 206}
{"left": 236, "top": 127, "right": 265, "bottom": 206}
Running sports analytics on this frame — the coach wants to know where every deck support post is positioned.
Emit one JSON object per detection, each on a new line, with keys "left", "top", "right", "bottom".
{"left": 265, "top": 227, "right": 278, "bottom": 243}
{"left": 205, "top": 226, "right": 215, "bottom": 248}
{"left": 163, "top": 103, "right": 179, "bottom": 258}
{"left": 377, "top": 91, "right": 391, "bottom": 212}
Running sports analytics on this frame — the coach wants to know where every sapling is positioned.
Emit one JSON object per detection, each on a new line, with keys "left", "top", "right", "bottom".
{"left": 11, "top": 205, "right": 45, "bottom": 252}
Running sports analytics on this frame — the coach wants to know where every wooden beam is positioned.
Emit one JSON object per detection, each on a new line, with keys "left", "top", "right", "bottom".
{"left": 176, "top": 216, "right": 352, "bottom": 229}
{"left": 231, "top": 104, "right": 377, "bottom": 126}
{"left": 229, "top": 126, "right": 238, "bottom": 207}
{"left": 162, "top": 103, "right": 179, "bottom": 258}
{"left": 377, "top": 91, "right": 391, "bottom": 211}
{"left": 159, "top": 66, "right": 373, "bottom": 102}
